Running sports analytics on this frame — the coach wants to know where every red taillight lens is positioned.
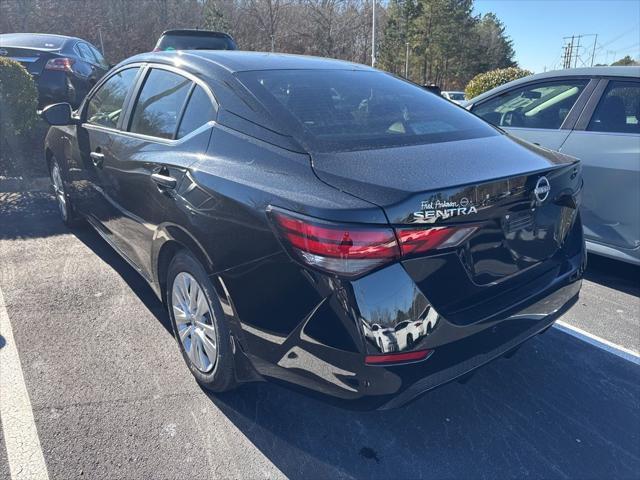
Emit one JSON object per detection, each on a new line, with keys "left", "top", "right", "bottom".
{"left": 365, "top": 349, "right": 433, "bottom": 365}
{"left": 270, "top": 208, "right": 400, "bottom": 277}
{"left": 269, "top": 207, "right": 478, "bottom": 277}
{"left": 45, "top": 57, "right": 75, "bottom": 72}
{"left": 396, "top": 226, "right": 478, "bottom": 256}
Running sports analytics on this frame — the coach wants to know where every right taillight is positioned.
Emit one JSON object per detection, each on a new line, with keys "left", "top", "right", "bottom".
{"left": 269, "top": 207, "right": 477, "bottom": 277}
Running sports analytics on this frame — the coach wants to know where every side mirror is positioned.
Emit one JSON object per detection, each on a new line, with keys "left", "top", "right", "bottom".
{"left": 40, "top": 103, "right": 74, "bottom": 126}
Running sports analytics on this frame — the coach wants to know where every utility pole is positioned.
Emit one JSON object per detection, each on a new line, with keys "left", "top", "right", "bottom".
{"left": 98, "top": 27, "right": 105, "bottom": 55}
{"left": 405, "top": 42, "right": 410, "bottom": 78}
{"left": 562, "top": 34, "right": 598, "bottom": 69}
{"left": 371, "top": 0, "right": 376, "bottom": 67}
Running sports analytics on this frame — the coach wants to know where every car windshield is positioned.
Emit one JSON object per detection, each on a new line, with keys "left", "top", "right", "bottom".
{"left": 237, "top": 69, "right": 497, "bottom": 152}
{"left": 449, "top": 92, "right": 465, "bottom": 100}
{"left": 0, "top": 33, "right": 65, "bottom": 50}
{"left": 156, "top": 34, "right": 236, "bottom": 51}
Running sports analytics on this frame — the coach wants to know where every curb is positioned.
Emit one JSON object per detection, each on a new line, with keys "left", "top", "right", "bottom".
{"left": 0, "top": 176, "right": 51, "bottom": 193}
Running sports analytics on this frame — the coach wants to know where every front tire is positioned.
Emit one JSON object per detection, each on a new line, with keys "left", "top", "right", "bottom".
{"left": 166, "top": 251, "right": 236, "bottom": 392}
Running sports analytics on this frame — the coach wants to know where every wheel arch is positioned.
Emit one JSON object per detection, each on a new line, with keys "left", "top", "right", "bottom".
{"left": 153, "top": 224, "right": 215, "bottom": 305}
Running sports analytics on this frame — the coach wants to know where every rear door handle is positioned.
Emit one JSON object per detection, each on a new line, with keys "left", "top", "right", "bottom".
{"left": 151, "top": 172, "right": 177, "bottom": 190}
{"left": 90, "top": 151, "right": 104, "bottom": 167}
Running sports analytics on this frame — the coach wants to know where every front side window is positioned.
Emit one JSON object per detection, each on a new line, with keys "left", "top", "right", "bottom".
{"left": 89, "top": 45, "right": 108, "bottom": 69}
{"left": 473, "top": 80, "right": 588, "bottom": 130}
{"left": 237, "top": 69, "right": 497, "bottom": 152}
{"left": 129, "top": 69, "right": 192, "bottom": 139}
{"left": 177, "top": 86, "right": 216, "bottom": 138}
{"left": 588, "top": 81, "right": 640, "bottom": 134}
{"left": 86, "top": 68, "right": 139, "bottom": 128}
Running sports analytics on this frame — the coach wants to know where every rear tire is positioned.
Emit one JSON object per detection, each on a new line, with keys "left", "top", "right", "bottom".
{"left": 49, "top": 156, "right": 80, "bottom": 227}
{"left": 166, "top": 250, "right": 237, "bottom": 392}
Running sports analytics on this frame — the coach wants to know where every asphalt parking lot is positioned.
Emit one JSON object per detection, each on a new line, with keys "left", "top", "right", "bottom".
{"left": 1, "top": 191, "right": 639, "bottom": 480}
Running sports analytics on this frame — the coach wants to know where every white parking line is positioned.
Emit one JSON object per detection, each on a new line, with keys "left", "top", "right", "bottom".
{"left": 0, "top": 286, "right": 50, "bottom": 480}
{"left": 554, "top": 320, "right": 640, "bottom": 365}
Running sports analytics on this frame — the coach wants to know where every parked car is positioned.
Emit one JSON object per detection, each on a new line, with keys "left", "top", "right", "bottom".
{"left": 467, "top": 67, "right": 640, "bottom": 265}
{"left": 0, "top": 33, "right": 109, "bottom": 107}
{"left": 422, "top": 83, "right": 441, "bottom": 95}
{"left": 442, "top": 90, "right": 466, "bottom": 105}
{"left": 40, "top": 51, "right": 585, "bottom": 409}
{"left": 153, "top": 29, "right": 237, "bottom": 52}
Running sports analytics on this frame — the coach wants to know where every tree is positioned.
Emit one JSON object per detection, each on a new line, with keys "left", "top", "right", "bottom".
{"left": 611, "top": 55, "right": 639, "bottom": 66}
{"left": 464, "top": 66, "right": 532, "bottom": 99}
{"left": 377, "top": 1, "right": 516, "bottom": 89}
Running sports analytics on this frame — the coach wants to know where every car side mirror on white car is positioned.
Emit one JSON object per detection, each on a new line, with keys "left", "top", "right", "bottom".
{"left": 40, "top": 102, "right": 76, "bottom": 126}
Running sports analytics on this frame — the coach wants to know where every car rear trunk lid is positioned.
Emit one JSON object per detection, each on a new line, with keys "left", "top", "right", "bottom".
{"left": 0, "top": 47, "right": 58, "bottom": 76}
{"left": 311, "top": 135, "right": 583, "bottom": 324}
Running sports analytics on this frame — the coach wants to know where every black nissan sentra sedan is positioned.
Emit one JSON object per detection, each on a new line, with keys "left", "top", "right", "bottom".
{"left": 40, "top": 51, "right": 585, "bottom": 409}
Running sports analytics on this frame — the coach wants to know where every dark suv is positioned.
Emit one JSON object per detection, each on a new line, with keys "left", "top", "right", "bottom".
{"left": 153, "top": 30, "right": 237, "bottom": 52}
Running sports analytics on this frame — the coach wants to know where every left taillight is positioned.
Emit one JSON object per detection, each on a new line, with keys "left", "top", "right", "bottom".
{"left": 44, "top": 57, "right": 75, "bottom": 72}
{"left": 268, "top": 207, "right": 478, "bottom": 278}
{"left": 269, "top": 208, "right": 400, "bottom": 278}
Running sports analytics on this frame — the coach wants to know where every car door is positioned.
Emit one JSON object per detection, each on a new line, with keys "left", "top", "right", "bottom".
{"left": 471, "top": 78, "right": 596, "bottom": 150}
{"left": 78, "top": 66, "right": 141, "bottom": 237}
{"left": 75, "top": 42, "right": 102, "bottom": 86}
{"left": 560, "top": 78, "right": 640, "bottom": 252}
{"left": 96, "top": 66, "right": 216, "bottom": 279}
{"left": 87, "top": 43, "right": 110, "bottom": 78}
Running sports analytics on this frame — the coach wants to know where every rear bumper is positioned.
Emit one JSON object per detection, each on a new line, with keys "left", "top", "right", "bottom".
{"left": 378, "top": 278, "right": 580, "bottom": 409}
{"left": 34, "top": 71, "right": 79, "bottom": 107}
{"left": 230, "top": 248, "right": 583, "bottom": 410}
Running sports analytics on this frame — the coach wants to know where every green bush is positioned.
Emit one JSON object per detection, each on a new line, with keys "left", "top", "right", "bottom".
{"left": 0, "top": 57, "right": 47, "bottom": 178}
{"left": 465, "top": 67, "right": 533, "bottom": 100}
{"left": 0, "top": 57, "right": 39, "bottom": 135}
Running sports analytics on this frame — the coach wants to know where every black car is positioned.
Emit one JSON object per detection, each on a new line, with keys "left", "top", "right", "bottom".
{"left": 0, "top": 33, "right": 109, "bottom": 108}
{"left": 41, "top": 51, "right": 585, "bottom": 410}
{"left": 153, "top": 29, "right": 237, "bottom": 52}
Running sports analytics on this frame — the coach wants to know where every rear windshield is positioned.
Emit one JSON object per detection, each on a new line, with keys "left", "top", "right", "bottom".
{"left": 237, "top": 70, "right": 497, "bottom": 152}
{"left": 0, "top": 34, "right": 64, "bottom": 50}
{"left": 156, "top": 34, "right": 236, "bottom": 51}
{"left": 448, "top": 92, "right": 466, "bottom": 100}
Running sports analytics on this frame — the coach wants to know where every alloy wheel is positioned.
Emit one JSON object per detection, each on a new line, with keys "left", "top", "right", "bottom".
{"left": 171, "top": 272, "right": 218, "bottom": 373}
{"left": 51, "top": 162, "right": 68, "bottom": 221}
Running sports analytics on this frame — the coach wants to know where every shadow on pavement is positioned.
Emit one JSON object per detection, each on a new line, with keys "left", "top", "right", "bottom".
{"left": 0, "top": 192, "right": 69, "bottom": 240}
{"left": 584, "top": 254, "right": 640, "bottom": 297}
{"left": 210, "top": 329, "right": 640, "bottom": 479}
{"left": 71, "top": 226, "right": 173, "bottom": 335}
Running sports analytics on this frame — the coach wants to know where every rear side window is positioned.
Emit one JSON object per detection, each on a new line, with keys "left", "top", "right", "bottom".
{"left": 588, "top": 81, "right": 640, "bottom": 134}
{"left": 237, "top": 69, "right": 497, "bottom": 152}
{"left": 129, "top": 69, "right": 192, "bottom": 139}
{"left": 473, "top": 80, "right": 588, "bottom": 130}
{"left": 86, "top": 68, "right": 139, "bottom": 128}
{"left": 76, "top": 43, "right": 96, "bottom": 63}
{"left": 177, "top": 86, "right": 215, "bottom": 138}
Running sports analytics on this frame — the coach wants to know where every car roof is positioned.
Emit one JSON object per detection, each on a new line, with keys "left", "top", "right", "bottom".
{"left": 122, "top": 50, "right": 374, "bottom": 74}
{"left": 469, "top": 66, "right": 640, "bottom": 103}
